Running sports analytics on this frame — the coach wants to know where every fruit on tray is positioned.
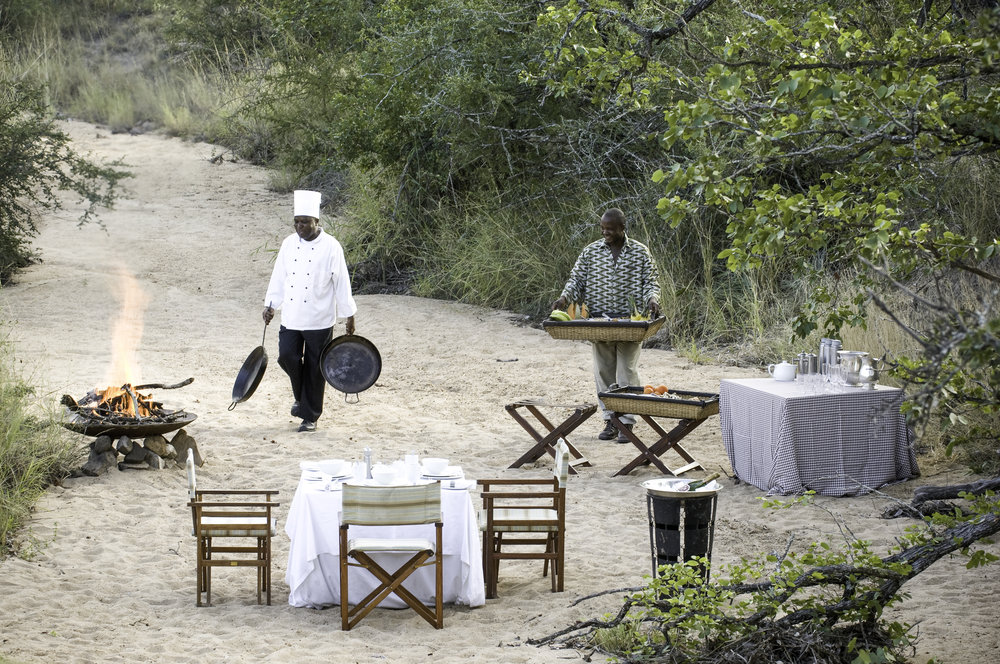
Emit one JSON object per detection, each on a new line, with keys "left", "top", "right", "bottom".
{"left": 643, "top": 384, "right": 670, "bottom": 395}
{"left": 549, "top": 309, "right": 571, "bottom": 321}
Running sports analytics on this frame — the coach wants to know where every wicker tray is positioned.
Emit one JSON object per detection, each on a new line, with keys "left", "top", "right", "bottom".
{"left": 597, "top": 387, "right": 720, "bottom": 419}
{"left": 542, "top": 316, "right": 665, "bottom": 342}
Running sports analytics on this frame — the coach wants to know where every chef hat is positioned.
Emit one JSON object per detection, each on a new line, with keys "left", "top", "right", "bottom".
{"left": 293, "top": 190, "right": 321, "bottom": 219}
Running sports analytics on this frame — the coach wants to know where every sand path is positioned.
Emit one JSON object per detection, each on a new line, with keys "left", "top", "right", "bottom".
{"left": 0, "top": 121, "right": 996, "bottom": 663}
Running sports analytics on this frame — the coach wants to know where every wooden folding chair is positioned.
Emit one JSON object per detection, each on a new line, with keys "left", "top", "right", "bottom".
{"left": 186, "top": 449, "right": 279, "bottom": 606}
{"left": 478, "top": 440, "right": 569, "bottom": 599}
{"left": 339, "top": 483, "right": 444, "bottom": 630}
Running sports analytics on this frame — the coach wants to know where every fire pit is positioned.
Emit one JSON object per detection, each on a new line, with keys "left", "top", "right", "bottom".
{"left": 61, "top": 378, "right": 199, "bottom": 474}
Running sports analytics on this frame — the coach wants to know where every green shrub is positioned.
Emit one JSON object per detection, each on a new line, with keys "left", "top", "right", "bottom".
{"left": 0, "top": 338, "right": 85, "bottom": 558}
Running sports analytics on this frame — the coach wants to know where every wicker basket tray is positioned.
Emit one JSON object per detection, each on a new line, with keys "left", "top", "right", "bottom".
{"left": 542, "top": 316, "right": 666, "bottom": 342}
{"left": 597, "top": 386, "right": 720, "bottom": 419}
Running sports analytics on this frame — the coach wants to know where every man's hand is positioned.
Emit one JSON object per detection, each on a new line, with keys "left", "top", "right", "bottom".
{"left": 552, "top": 296, "right": 568, "bottom": 311}
{"left": 648, "top": 299, "right": 661, "bottom": 318}
{"left": 263, "top": 306, "right": 274, "bottom": 325}
{"left": 346, "top": 316, "right": 356, "bottom": 335}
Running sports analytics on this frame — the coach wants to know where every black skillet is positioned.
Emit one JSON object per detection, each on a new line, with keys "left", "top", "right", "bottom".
{"left": 320, "top": 334, "right": 381, "bottom": 403}
{"left": 229, "top": 322, "right": 268, "bottom": 410}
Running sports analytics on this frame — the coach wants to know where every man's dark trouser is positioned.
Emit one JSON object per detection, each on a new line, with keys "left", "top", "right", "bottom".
{"left": 277, "top": 326, "right": 333, "bottom": 423}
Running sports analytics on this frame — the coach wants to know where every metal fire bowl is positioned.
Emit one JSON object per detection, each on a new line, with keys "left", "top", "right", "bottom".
{"left": 61, "top": 411, "right": 197, "bottom": 439}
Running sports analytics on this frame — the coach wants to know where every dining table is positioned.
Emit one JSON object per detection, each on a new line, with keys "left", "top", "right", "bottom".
{"left": 284, "top": 466, "right": 486, "bottom": 609}
{"left": 719, "top": 378, "right": 919, "bottom": 496}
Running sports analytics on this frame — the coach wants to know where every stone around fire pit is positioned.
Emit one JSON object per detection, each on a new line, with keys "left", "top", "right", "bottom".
{"left": 75, "top": 429, "right": 201, "bottom": 476}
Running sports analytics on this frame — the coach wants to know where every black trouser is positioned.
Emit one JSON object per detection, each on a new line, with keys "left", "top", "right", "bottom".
{"left": 277, "top": 326, "right": 333, "bottom": 423}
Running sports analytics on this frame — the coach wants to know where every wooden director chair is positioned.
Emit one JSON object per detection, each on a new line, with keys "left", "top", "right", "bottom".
{"left": 186, "top": 448, "right": 279, "bottom": 606}
{"left": 339, "top": 482, "right": 444, "bottom": 630}
{"left": 478, "top": 439, "right": 570, "bottom": 599}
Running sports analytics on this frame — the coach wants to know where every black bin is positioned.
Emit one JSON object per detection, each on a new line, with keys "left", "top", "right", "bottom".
{"left": 646, "top": 491, "right": 718, "bottom": 581}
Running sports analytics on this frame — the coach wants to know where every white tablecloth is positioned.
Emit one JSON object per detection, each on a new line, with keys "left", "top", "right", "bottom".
{"left": 720, "top": 378, "right": 919, "bottom": 496}
{"left": 285, "top": 475, "right": 485, "bottom": 609}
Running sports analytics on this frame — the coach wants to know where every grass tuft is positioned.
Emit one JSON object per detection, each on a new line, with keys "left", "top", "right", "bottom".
{"left": 0, "top": 335, "right": 83, "bottom": 558}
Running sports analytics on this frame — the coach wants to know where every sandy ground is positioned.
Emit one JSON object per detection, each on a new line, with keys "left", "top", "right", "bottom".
{"left": 0, "top": 121, "right": 997, "bottom": 664}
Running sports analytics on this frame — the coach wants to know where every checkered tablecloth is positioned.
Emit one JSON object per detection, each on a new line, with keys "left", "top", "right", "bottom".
{"left": 719, "top": 378, "right": 919, "bottom": 496}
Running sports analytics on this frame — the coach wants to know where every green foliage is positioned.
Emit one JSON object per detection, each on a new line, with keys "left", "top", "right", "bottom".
{"left": 0, "top": 337, "right": 84, "bottom": 558}
{"left": 532, "top": 1, "right": 1000, "bottom": 459}
{"left": 576, "top": 491, "right": 1000, "bottom": 663}
{"left": 0, "top": 77, "right": 128, "bottom": 283}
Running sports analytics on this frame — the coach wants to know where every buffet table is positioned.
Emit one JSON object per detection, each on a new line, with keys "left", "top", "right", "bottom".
{"left": 719, "top": 378, "right": 919, "bottom": 496}
{"left": 285, "top": 474, "right": 485, "bottom": 609}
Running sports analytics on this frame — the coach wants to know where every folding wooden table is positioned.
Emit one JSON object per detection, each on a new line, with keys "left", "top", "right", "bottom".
{"left": 598, "top": 388, "right": 720, "bottom": 478}
{"left": 505, "top": 399, "right": 596, "bottom": 474}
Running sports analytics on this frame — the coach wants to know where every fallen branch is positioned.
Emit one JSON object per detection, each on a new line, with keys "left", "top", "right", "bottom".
{"left": 882, "top": 477, "right": 1000, "bottom": 518}
{"left": 530, "top": 509, "right": 1000, "bottom": 661}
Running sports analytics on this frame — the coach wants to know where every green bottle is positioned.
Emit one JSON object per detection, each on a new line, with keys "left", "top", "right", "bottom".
{"left": 687, "top": 472, "right": 720, "bottom": 491}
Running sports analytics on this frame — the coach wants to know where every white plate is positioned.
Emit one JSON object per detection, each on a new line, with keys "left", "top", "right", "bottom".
{"left": 641, "top": 478, "right": 722, "bottom": 498}
{"left": 345, "top": 479, "right": 435, "bottom": 487}
{"left": 422, "top": 466, "right": 463, "bottom": 479}
{"left": 300, "top": 461, "right": 320, "bottom": 472}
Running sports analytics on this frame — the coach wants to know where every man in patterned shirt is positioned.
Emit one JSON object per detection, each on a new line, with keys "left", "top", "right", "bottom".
{"left": 553, "top": 208, "right": 661, "bottom": 442}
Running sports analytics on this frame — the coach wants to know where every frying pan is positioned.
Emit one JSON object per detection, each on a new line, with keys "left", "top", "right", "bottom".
{"left": 320, "top": 334, "right": 381, "bottom": 402}
{"left": 229, "top": 322, "right": 268, "bottom": 410}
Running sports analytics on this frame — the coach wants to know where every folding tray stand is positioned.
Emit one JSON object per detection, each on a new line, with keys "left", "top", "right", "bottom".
{"left": 599, "top": 387, "right": 720, "bottom": 478}
{"left": 505, "top": 399, "right": 596, "bottom": 474}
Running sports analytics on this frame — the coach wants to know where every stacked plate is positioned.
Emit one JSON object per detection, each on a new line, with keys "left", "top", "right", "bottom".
{"left": 300, "top": 460, "right": 352, "bottom": 484}
{"left": 421, "top": 465, "right": 464, "bottom": 480}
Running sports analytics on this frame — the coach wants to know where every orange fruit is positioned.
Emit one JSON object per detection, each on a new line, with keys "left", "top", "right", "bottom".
{"left": 654, "top": 385, "right": 668, "bottom": 395}
{"left": 643, "top": 385, "right": 654, "bottom": 394}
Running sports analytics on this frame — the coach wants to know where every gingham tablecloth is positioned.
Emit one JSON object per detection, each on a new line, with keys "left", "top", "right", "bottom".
{"left": 719, "top": 378, "right": 919, "bottom": 496}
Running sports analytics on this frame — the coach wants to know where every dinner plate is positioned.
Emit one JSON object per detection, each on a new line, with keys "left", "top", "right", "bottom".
{"left": 641, "top": 478, "right": 723, "bottom": 498}
{"left": 345, "top": 479, "right": 435, "bottom": 487}
{"left": 421, "top": 466, "right": 463, "bottom": 480}
{"left": 299, "top": 461, "right": 321, "bottom": 472}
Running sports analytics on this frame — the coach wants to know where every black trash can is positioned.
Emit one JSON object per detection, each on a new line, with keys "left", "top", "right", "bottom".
{"left": 645, "top": 483, "right": 719, "bottom": 581}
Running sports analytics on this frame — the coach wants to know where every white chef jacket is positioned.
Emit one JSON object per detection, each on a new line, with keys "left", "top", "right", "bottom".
{"left": 264, "top": 229, "right": 357, "bottom": 330}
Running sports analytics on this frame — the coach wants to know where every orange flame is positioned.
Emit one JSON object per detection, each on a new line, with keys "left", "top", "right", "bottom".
{"left": 104, "top": 266, "right": 150, "bottom": 387}
{"left": 94, "top": 384, "right": 156, "bottom": 418}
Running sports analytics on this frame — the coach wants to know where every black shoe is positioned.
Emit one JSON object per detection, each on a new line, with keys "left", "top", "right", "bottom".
{"left": 291, "top": 401, "right": 301, "bottom": 418}
{"left": 298, "top": 420, "right": 316, "bottom": 432}
{"left": 616, "top": 423, "right": 634, "bottom": 444}
{"left": 598, "top": 421, "right": 616, "bottom": 440}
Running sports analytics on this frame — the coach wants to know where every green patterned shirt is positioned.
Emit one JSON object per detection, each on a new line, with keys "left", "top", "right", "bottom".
{"left": 559, "top": 236, "right": 661, "bottom": 317}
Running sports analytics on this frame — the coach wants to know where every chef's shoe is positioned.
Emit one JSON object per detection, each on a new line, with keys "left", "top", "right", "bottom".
{"left": 598, "top": 421, "right": 616, "bottom": 440}
{"left": 298, "top": 420, "right": 317, "bottom": 432}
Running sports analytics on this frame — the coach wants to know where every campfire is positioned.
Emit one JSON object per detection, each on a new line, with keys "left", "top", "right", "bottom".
{"left": 61, "top": 266, "right": 201, "bottom": 475}
{"left": 61, "top": 378, "right": 193, "bottom": 426}
{"left": 62, "top": 378, "right": 199, "bottom": 476}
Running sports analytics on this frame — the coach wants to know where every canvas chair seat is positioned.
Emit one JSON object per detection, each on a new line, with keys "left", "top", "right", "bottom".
{"left": 196, "top": 516, "right": 277, "bottom": 538}
{"left": 348, "top": 537, "right": 436, "bottom": 553}
{"left": 478, "top": 508, "right": 559, "bottom": 532}
{"left": 478, "top": 439, "right": 570, "bottom": 599}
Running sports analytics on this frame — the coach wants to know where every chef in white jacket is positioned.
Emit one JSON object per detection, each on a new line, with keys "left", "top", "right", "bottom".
{"left": 263, "top": 190, "right": 357, "bottom": 432}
